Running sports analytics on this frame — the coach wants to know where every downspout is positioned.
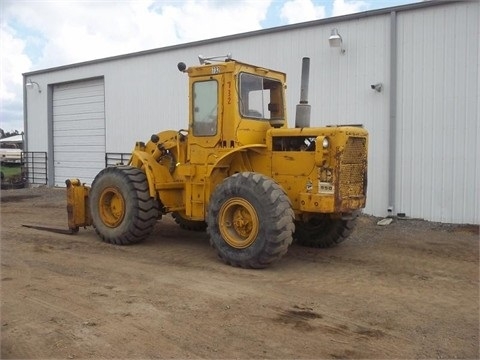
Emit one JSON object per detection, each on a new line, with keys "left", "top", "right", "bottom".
{"left": 388, "top": 10, "right": 398, "bottom": 216}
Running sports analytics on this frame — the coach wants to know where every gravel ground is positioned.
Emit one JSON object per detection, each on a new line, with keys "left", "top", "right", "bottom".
{"left": 1, "top": 186, "right": 479, "bottom": 359}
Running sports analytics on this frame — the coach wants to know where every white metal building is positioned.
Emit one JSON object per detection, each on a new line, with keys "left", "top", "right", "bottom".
{"left": 23, "top": 0, "right": 479, "bottom": 224}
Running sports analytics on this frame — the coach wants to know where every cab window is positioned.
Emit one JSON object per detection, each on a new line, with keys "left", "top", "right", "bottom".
{"left": 239, "top": 73, "right": 284, "bottom": 120}
{"left": 193, "top": 80, "right": 218, "bottom": 136}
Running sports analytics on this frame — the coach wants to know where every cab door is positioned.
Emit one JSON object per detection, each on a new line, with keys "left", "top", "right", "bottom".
{"left": 184, "top": 74, "right": 223, "bottom": 219}
{"left": 188, "top": 75, "right": 223, "bottom": 160}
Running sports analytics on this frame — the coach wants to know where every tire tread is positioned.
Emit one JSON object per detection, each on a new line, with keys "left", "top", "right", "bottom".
{"left": 91, "top": 166, "right": 158, "bottom": 245}
{"left": 207, "top": 172, "right": 294, "bottom": 269}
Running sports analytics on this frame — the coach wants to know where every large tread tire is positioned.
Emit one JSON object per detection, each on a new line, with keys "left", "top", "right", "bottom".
{"left": 90, "top": 166, "right": 158, "bottom": 245}
{"left": 207, "top": 172, "right": 295, "bottom": 269}
{"left": 294, "top": 214, "right": 358, "bottom": 248}
{"left": 172, "top": 211, "right": 207, "bottom": 232}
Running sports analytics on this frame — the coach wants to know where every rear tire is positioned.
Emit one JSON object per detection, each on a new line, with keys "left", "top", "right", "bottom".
{"left": 207, "top": 172, "right": 294, "bottom": 269}
{"left": 294, "top": 214, "right": 358, "bottom": 248}
{"left": 90, "top": 166, "right": 158, "bottom": 245}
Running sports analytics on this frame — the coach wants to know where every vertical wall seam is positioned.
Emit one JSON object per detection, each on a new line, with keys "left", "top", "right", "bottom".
{"left": 388, "top": 10, "right": 397, "bottom": 215}
{"left": 47, "top": 84, "right": 54, "bottom": 187}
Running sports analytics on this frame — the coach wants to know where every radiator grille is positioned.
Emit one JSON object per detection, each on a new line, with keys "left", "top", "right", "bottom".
{"left": 339, "top": 137, "right": 367, "bottom": 197}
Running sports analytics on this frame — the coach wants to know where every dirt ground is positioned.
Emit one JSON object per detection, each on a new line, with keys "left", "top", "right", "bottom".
{"left": 1, "top": 187, "right": 478, "bottom": 359}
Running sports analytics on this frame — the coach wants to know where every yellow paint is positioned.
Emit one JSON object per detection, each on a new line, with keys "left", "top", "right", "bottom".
{"left": 66, "top": 179, "right": 91, "bottom": 230}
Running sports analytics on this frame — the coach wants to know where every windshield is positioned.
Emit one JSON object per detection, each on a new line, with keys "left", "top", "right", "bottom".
{"left": 239, "top": 73, "right": 284, "bottom": 120}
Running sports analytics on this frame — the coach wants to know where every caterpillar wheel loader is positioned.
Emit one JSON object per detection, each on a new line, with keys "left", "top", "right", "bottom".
{"left": 66, "top": 55, "right": 368, "bottom": 269}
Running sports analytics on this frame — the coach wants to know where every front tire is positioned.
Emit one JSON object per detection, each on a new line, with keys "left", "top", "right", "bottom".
{"left": 90, "top": 166, "right": 158, "bottom": 245}
{"left": 207, "top": 172, "right": 295, "bottom": 269}
{"left": 294, "top": 214, "right": 358, "bottom": 248}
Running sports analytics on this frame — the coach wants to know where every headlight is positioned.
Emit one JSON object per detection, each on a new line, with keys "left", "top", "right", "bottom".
{"left": 322, "top": 137, "right": 330, "bottom": 149}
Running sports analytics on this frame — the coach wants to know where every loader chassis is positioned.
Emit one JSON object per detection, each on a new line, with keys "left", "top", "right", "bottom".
{"left": 66, "top": 57, "right": 368, "bottom": 268}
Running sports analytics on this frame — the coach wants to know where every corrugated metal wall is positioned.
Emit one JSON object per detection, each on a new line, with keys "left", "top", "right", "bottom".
{"left": 24, "top": 1, "right": 479, "bottom": 224}
{"left": 396, "top": 2, "right": 479, "bottom": 224}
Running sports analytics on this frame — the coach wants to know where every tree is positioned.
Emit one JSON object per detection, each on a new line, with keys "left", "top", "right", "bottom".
{"left": 0, "top": 129, "right": 23, "bottom": 139}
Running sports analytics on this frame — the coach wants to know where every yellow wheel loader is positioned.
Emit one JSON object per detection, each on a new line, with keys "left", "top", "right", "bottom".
{"left": 66, "top": 55, "right": 368, "bottom": 268}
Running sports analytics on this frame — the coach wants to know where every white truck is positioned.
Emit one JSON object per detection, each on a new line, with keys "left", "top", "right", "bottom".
{"left": 0, "top": 147, "right": 22, "bottom": 162}
{"left": 0, "top": 135, "right": 23, "bottom": 163}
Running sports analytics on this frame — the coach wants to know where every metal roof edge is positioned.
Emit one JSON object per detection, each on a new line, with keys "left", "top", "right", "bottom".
{"left": 23, "top": 0, "right": 460, "bottom": 77}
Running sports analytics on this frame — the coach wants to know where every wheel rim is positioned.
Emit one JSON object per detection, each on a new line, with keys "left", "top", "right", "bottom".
{"left": 219, "top": 197, "right": 259, "bottom": 249}
{"left": 98, "top": 186, "right": 125, "bottom": 227}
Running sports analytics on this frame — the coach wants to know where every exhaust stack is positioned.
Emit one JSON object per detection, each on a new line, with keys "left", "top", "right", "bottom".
{"left": 295, "top": 57, "right": 311, "bottom": 128}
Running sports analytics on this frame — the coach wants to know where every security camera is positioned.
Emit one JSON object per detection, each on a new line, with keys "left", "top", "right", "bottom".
{"left": 371, "top": 83, "right": 383, "bottom": 92}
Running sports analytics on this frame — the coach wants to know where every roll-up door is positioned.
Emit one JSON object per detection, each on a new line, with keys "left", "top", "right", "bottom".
{"left": 52, "top": 78, "right": 105, "bottom": 186}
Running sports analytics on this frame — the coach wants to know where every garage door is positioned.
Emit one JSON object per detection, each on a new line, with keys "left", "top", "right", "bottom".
{"left": 53, "top": 78, "right": 105, "bottom": 186}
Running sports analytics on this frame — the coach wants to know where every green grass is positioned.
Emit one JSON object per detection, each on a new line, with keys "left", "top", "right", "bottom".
{"left": 0, "top": 164, "right": 22, "bottom": 179}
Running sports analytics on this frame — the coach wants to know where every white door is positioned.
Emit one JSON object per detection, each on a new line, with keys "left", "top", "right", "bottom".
{"left": 53, "top": 78, "right": 105, "bottom": 186}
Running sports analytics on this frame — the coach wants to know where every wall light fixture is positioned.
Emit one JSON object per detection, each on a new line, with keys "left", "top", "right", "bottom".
{"left": 329, "top": 28, "right": 345, "bottom": 54}
{"left": 26, "top": 79, "right": 42, "bottom": 93}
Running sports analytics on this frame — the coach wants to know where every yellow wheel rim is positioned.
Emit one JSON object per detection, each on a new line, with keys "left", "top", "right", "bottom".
{"left": 219, "top": 198, "right": 259, "bottom": 249}
{"left": 98, "top": 186, "right": 125, "bottom": 227}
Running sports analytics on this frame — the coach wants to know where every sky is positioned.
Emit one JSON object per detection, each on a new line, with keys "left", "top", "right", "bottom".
{"left": 0, "top": 0, "right": 422, "bottom": 133}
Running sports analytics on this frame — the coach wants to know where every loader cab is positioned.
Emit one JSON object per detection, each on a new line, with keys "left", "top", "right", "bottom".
{"left": 180, "top": 57, "right": 287, "bottom": 152}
